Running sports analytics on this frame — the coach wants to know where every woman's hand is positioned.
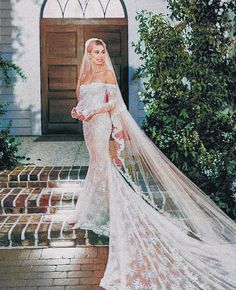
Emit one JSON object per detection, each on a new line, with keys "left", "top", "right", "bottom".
{"left": 84, "top": 112, "right": 95, "bottom": 122}
{"left": 71, "top": 107, "right": 85, "bottom": 121}
{"left": 114, "top": 157, "right": 123, "bottom": 167}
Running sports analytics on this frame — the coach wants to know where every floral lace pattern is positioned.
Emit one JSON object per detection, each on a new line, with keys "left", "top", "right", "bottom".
{"left": 69, "top": 83, "right": 236, "bottom": 290}
{"left": 76, "top": 82, "right": 117, "bottom": 118}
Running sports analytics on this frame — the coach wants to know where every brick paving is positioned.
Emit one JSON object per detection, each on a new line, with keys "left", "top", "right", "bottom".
{"left": 0, "top": 247, "right": 108, "bottom": 289}
{"left": 0, "top": 166, "right": 109, "bottom": 289}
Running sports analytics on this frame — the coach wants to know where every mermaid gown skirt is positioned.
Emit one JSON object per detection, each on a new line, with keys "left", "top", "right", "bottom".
{"left": 68, "top": 83, "right": 236, "bottom": 290}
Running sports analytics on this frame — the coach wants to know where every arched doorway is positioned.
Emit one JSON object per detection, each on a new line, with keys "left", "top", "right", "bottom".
{"left": 40, "top": 0, "right": 128, "bottom": 134}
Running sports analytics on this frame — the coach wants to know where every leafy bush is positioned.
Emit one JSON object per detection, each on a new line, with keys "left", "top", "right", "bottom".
{"left": 0, "top": 116, "right": 24, "bottom": 170}
{"left": 0, "top": 53, "right": 26, "bottom": 170}
{"left": 132, "top": 1, "right": 236, "bottom": 219}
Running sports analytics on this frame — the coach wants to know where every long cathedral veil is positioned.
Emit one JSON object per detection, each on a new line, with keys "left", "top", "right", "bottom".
{"left": 77, "top": 38, "right": 236, "bottom": 288}
{"left": 80, "top": 38, "right": 236, "bottom": 244}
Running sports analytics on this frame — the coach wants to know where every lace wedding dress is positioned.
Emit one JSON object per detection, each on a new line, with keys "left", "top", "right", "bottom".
{"left": 68, "top": 81, "right": 236, "bottom": 290}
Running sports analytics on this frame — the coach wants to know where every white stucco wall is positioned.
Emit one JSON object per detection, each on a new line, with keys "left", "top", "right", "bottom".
{"left": 0, "top": 0, "right": 167, "bottom": 135}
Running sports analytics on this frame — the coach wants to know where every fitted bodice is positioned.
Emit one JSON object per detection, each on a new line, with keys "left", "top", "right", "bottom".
{"left": 76, "top": 82, "right": 117, "bottom": 116}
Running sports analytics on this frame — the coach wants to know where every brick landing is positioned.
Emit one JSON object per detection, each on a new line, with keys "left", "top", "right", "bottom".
{"left": 0, "top": 247, "right": 108, "bottom": 290}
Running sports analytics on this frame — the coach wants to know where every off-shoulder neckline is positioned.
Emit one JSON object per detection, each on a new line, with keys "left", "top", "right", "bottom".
{"left": 80, "top": 82, "right": 117, "bottom": 87}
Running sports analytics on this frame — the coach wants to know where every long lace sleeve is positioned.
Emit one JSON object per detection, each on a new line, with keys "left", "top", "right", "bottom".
{"left": 75, "top": 100, "right": 85, "bottom": 114}
{"left": 88, "top": 85, "right": 117, "bottom": 116}
{"left": 75, "top": 98, "right": 89, "bottom": 117}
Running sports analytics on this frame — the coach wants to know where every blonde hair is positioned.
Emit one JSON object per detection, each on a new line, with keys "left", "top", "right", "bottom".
{"left": 86, "top": 39, "right": 106, "bottom": 53}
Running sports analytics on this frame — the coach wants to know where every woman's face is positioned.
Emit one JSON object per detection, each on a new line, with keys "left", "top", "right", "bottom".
{"left": 88, "top": 44, "right": 105, "bottom": 66}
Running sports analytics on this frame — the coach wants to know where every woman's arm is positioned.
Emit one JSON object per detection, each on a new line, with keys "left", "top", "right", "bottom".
{"left": 71, "top": 78, "right": 85, "bottom": 120}
{"left": 76, "top": 78, "right": 81, "bottom": 102}
{"left": 84, "top": 85, "right": 117, "bottom": 121}
{"left": 84, "top": 70, "right": 117, "bottom": 121}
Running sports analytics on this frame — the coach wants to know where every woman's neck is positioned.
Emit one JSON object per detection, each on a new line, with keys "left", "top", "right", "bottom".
{"left": 91, "top": 63, "right": 106, "bottom": 73}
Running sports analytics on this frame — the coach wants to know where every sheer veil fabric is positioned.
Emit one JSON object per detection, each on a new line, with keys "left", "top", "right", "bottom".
{"left": 68, "top": 38, "right": 236, "bottom": 289}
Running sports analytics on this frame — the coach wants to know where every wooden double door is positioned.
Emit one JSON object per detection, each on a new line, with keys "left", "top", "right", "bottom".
{"left": 40, "top": 19, "right": 128, "bottom": 134}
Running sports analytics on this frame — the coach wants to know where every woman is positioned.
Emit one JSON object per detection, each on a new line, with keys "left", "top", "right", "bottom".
{"left": 70, "top": 38, "right": 236, "bottom": 290}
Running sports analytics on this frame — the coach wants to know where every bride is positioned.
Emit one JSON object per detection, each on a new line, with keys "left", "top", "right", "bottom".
{"left": 70, "top": 38, "right": 236, "bottom": 290}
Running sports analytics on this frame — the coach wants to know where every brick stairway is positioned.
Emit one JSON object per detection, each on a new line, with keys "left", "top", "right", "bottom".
{"left": 0, "top": 166, "right": 109, "bottom": 290}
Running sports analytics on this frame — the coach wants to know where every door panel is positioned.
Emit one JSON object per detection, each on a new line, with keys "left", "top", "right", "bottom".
{"left": 48, "top": 65, "right": 77, "bottom": 91}
{"left": 41, "top": 19, "right": 128, "bottom": 134}
{"left": 49, "top": 99, "right": 75, "bottom": 123}
{"left": 47, "top": 32, "right": 77, "bottom": 58}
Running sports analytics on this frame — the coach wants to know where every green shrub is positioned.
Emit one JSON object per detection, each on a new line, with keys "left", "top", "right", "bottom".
{"left": 132, "top": 1, "right": 236, "bottom": 219}
{"left": 0, "top": 54, "right": 26, "bottom": 170}
{"left": 0, "top": 115, "right": 24, "bottom": 170}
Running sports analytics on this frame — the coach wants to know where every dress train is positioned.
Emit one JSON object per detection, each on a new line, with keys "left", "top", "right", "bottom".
{"left": 68, "top": 82, "right": 236, "bottom": 290}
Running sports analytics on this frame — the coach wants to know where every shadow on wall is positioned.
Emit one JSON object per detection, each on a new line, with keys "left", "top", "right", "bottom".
{"left": 0, "top": 0, "right": 43, "bottom": 136}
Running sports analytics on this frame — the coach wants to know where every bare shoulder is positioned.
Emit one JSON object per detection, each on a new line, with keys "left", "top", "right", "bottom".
{"left": 103, "top": 69, "right": 116, "bottom": 85}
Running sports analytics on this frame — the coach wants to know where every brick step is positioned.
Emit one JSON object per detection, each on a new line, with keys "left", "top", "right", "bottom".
{"left": 0, "top": 166, "right": 88, "bottom": 188}
{"left": 0, "top": 166, "right": 110, "bottom": 249}
{"left": 0, "top": 214, "right": 109, "bottom": 248}
{"left": 0, "top": 187, "right": 80, "bottom": 214}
